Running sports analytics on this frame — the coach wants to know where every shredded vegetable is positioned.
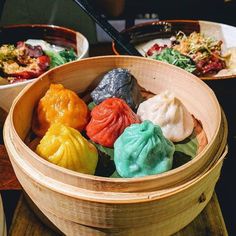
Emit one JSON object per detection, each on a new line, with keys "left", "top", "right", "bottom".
{"left": 146, "top": 31, "right": 226, "bottom": 76}
{"left": 173, "top": 31, "right": 224, "bottom": 61}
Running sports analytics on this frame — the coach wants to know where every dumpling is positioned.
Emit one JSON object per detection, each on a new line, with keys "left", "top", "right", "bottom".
{"left": 32, "top": 83, "right": 89, "bottom": 137}
{"left": 86, "top": 97, "right": 140, "bottom": 147}
{"left": 114, "top": 120, "right": 175, "bottom": 178}
{"left": 137, "top": 91, "right": 194, "bottom": 142}
{"left": 91, "top": 68, "right": 142, "bottom": 111}
{"left": 36, "top": 123, "right": 98, "bottom": 174}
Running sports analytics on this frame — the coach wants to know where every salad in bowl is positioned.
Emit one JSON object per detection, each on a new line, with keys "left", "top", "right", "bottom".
{"left": 113, "top": 20, "right": 236, "bottom": 79}
{"left": 0, "top": 24, "right": 89, "bottom": 111}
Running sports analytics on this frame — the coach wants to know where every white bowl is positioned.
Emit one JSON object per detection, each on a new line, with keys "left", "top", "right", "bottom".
{"left": 0, "top": 24, "right": 89, "bottom": 112}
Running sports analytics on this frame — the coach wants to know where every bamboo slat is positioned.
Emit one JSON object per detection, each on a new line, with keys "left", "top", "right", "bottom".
{"left": 9, "top": 193, "right": 228, "bottom": 236}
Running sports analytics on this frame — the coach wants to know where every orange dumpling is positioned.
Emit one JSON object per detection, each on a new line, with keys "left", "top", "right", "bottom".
{"left": 86, "top": 98, "right": 140, "bottom": 147}
{"left": 32, "top": 84, "right": 89, "bottom": 137}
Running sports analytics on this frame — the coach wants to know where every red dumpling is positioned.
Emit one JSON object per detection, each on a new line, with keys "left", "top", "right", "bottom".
{"left": 86, "top": 98, "right": 140, "bottom": 147}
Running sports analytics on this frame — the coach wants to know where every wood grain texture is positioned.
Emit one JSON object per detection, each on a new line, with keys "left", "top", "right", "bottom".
{"left": 0, "top": 195, "right": 7, "bottom": 236}
{"left": 9, "top": 195, "right": 56, "bottom": 236}
{"left": 0, "top": 108, "right": 21, "bottom": 190}
{"left": 9, "top": 193, "right": 228, "bottom": 236}
{"left": 0, "top": 145, "right": 21, "bottom": 190}
{"left": 174, "top": 193, "right": 228, "bottom": 236}
{"left": 0, "top": 107, "right": 7, "bottom": 144}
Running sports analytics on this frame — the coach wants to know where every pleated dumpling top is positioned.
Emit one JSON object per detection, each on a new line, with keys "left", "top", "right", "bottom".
{"left": 137, "top": 91, "right": 194, "bottom": 142}
{"left": 86, "top": 97, "right": 140, "bottom": 147}
{"left": 91, "top": 68, "right": 142, "bottom": 111}
{"left": 32, "top": 84, "right": 89, "bottom": 137}
{"left": 114, "top": 121, "right": 175, "bottom": 178}
{"left": 36, "top": 123, "right": 98, "bottom": 174}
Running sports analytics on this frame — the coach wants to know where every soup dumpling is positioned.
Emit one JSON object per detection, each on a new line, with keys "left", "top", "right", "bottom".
{"left": 32, "top": 83, "right": 89, "bottom": 137}
{"left": 114, "top": 120, "right": 175, "bottom": 178}
{"left": 91, "top": 68, "right": 142, "bottom": 111}
{"left": 86, "top": 97, "right": 140, "bottom": 147}
{"left": 137, "top": 91, "right": 194, "bottom": 142}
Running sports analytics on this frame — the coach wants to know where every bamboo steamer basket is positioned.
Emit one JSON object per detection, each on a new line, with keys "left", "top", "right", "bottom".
{"left": 4, "top": 56, "right": 226, "bottom": 192}
{"left": 4, "top": 56, "right": 228, "bottom": 235}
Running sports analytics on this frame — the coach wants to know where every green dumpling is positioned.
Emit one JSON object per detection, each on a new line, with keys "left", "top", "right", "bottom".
{"left": 114, "top": 121, "right": 175, "bottom": 178}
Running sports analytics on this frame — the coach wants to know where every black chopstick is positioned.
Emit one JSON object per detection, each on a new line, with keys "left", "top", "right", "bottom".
{"left": 73, "top": 0, "right": 142, "bottom": 56}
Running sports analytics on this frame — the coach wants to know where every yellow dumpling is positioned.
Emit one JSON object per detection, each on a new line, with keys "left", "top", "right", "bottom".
{"left": 36, "top": 123, "right": 98, "bottom": 175}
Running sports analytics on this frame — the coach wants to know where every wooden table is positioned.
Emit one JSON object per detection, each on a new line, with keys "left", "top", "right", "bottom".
{"left": 0, "top": 44, "right": 229, "bottom": 235}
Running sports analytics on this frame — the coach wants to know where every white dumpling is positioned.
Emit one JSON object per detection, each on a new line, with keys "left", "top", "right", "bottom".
{"left": 137, "top": 91, "right": 194, "bottom": 142}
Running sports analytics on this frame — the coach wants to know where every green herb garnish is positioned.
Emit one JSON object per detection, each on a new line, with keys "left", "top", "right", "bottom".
{"left": 92, "top": 142, "right": 115, "bottom": 177}
{"left": 155, "top": 48, "right": 196, "bottom": 73}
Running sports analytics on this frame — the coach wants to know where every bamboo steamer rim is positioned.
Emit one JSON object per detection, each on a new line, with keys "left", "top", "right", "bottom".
{"left": 4, "top": 113, "right": 228, "bottom": 203}
{"left": 7, "top": 56, "right": 223, "bottom": 187}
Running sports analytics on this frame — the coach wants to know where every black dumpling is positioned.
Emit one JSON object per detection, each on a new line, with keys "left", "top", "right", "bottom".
{"left": 91, "top": 68, "right": 142, "bottom": 111}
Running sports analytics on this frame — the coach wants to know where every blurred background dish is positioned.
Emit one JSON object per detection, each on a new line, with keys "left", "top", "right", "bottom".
{"left": 0, "top": 24, "right": 89, "bottom": 112}
{"left": 112, "top": 20, "right": 236, "bottom": 136}
{"left": 113, "top": 20, "right": 236, "bottom": 80}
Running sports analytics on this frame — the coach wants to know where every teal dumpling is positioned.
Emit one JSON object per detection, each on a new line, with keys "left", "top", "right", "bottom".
{"left": 114, "top": 121, "right": 175, "bottom": 178}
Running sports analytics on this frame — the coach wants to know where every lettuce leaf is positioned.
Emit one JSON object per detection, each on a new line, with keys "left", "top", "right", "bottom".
{"left": 45, "top": 49, "right": 77, "bottom": 69}
{"left": 44, "top": 50, "right": 66, "bottom": 68}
